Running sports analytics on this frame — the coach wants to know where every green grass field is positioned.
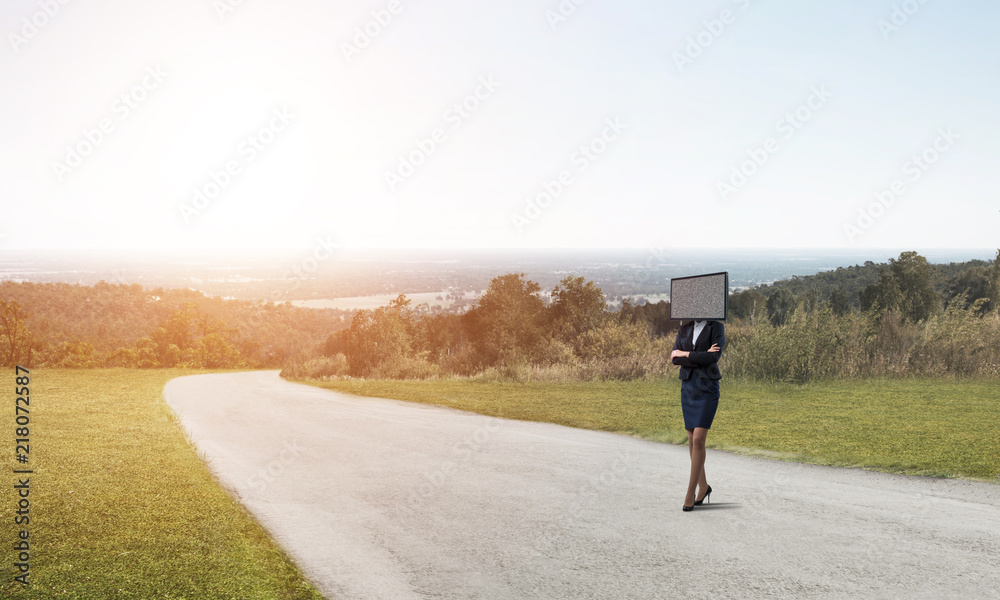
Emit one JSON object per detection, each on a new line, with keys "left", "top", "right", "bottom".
{"left": 306, "top": 375, "right": 1000, "bottom": 481}
{"left": 1, "top": 369, "right": 324, "bottom": 600}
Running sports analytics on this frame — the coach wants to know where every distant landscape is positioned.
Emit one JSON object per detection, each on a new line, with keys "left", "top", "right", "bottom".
{"left": 2, "top": 248, "right": 998, "bottom": 382}
{"left": 2, "top": 247, "right": 995, "bottom": 305}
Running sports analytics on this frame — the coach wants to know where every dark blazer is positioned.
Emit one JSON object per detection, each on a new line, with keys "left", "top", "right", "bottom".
{"left": 672, "top": 320, "right": 725, "bottom": 381}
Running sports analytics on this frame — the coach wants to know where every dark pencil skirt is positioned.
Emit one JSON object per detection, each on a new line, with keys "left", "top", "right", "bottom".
{"left": 681, "top": 376, "right": 719, "bottom": 430}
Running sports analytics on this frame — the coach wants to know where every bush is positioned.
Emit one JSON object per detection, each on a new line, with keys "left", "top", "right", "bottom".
{"left": 437, "top": 345, "right": 480, "bottom": 377}
{"left": 532, "top": 337, "right": 578, "bottom": 366}
{"left": 579, "top": 352, "right": 673, "bottom": 381}
{"left": 576, "top": 320, "right": 654, "bottom": 360}
{"left": 280, "top": 353, "right": 350, "bottom": 380}
{"left": 910, "top": 297, "right": 1000, "bottom": 377}
{"left": 723, "top": 308, "right": 889, "bottom": 382}
{"left": 41, "top": 341, "right": 98, "bottom": 368}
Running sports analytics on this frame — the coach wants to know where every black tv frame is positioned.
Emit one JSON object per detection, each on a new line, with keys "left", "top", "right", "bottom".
{"left": 668, "top": 271, "right": 729, "bottom": 321}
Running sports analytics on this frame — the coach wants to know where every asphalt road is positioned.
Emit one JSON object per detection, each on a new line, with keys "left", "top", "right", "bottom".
{"left": 163, "top": 371, "right": 1000, "bottom": 600}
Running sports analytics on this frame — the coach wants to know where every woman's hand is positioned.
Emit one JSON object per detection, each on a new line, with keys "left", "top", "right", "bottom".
{"left": 708, "top": 344, "right": 721, "bottom": 353}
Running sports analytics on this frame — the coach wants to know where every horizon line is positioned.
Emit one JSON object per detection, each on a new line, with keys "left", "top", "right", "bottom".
{"left": 2, "top": 246, "right": 997, "bottom": 253}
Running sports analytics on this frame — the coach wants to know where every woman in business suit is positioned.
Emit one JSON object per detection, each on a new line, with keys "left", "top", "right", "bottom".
{"left": 670, "top": 319, "right": 724, "bottom": 512}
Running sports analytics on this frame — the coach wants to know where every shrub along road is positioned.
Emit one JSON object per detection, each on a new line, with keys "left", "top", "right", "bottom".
{"left": 164, "top": 371, "right": 1000, "bottom": 599}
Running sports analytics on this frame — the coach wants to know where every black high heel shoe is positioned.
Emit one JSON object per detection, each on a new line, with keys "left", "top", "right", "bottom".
{"left": 682, "top": 503, "right": 694, "bottom": 512}
{"left": 694, "top": 485, "right": 712, "bottom": 506}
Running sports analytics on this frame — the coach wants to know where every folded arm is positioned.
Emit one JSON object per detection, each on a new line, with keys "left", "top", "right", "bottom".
{"left": 671, "top": 335, "right": 698, "bottom": 367}
{"left": 671, "top": 325, "right": 725, "bottom": 367}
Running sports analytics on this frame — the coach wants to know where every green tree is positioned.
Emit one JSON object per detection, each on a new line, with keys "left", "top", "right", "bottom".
{"left": 156, "top": 303, "right": 199, "bottom": 348}
{"left": 944, "top": 265, "right": 994, "bottom": 314}
{"left": 44, "top": 341, "right": 97, "bottom": 368}
{"left": 860, "top": 268, "right": 902, "bottom": 314}
{"left": 415, "top": 313, "right": 463, "bottom": 363}
{"left": 549, "top": 276, "right": 607, "bottom": 347}
{"left": 193, "top": 333, "right": 243, "bottom": 368}
{"left": 0, "top": 300, "right": 34, "bottom": 367}
{"left": 345, "top": 295, "right": 415, "bottom": 376}
{"left": 829, "top": 288, "right": 851, "bottom": 316}
{"left": 799, "top": 288, "right": 820, "bottom": 314}
{"left": 106, "top": 346, "right": 140, "bottom": 368}
{"left": 730, "top": 289, "right": 767, "bottom": 324}
{"left": 322, "top": 329, "right": 350, "bottom": 356}
{"left": 766, "top": 288, "right": 796, "bottom": 326}
{"left": 891, "top": 251, "right": 941, "bottom": 322}
{"left": 462, "top": 273, "right": 548, "bottom": 367}
{"left": 991, "top": 249, "right": 1000, "bottom": 313}
{"left": 861, "top": 251, "right": 941, "bottom": 323}
{"left": 618, "top": 299, "right": 674, "bottom": 337}
{"left": 134, "top": 337, "right": 160, "bottom": 368}
{"left": 151, "top": 303, "right": 199, "bottom": 366}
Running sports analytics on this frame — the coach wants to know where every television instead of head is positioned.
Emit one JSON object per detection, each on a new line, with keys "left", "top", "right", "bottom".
{"left": 669, "top": 272, "right": 729, "bottom": 321}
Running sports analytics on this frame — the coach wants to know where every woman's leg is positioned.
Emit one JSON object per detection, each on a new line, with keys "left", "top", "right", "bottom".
{"left": 686, "top": 428, "right": 694, "bottom": 461}
{"left": 684, "top": 428, "right": 695, "bottom": 506}
{"left": 696, "top": 427, "right": 709, "bottom": 500}
{"left": 686, "top": 427, "right": 708, "bottom": 506}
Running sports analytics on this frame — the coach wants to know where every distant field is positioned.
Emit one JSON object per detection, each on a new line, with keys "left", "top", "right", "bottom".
{"left": 1, "top": 369, "right": 323, "bottom": 599}
{"left": 290, "top": 291, "right": 478, "bottom": 311}
{"left": 307, "top": 376, "right": 1000, "bottom": 481}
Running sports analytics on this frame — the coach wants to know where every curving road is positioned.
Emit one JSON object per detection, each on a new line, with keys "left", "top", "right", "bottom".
{"left": 164, "top": 371, "right": 1000, "bottom": 599}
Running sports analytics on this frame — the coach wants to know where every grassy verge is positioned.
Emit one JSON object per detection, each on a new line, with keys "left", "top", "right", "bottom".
{"left": 303, "top": 375, "right": 1000, "bottom": 481}
{"left": 2, "top": 368, "right": 325, "bottom": 599}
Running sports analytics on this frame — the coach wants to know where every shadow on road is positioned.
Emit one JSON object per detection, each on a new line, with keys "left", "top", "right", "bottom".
{"left": 688, "top": 502, "right": 741, "bottom": 510}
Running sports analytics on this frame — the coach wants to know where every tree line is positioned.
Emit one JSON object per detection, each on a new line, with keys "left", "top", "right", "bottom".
{"left": 282, "top": 251, "right": 1000, "bottom": 381}
{"left": 0, "top": 281, "right": 348, "bottom": 369}
{"left": 3, "top": 250, "right": 999, "bottom": 381}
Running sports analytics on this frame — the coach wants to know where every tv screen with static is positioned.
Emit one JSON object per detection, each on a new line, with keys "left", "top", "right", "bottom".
{"left": 669, "top": 272, "right": 729, "bottom": 321}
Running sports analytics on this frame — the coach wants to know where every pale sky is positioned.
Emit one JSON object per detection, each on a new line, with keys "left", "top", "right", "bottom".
{"left": 1, "top": 0, "right": 998, "bottom": 252}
